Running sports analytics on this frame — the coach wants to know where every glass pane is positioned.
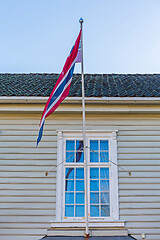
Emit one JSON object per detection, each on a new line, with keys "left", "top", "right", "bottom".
{"left": 90, "top": 192, "right": 99, "bottom": 204}
{"left": 75, "top": 205, "right": 84, "bottom": 217}
{"left": 90, "top": 168, "right": 99, "bottom": 179}
{"left": 90, "top": 152, "right": 99, "bottom": 162}
{"left": 90, "top": 205, "right": 99, "bottom": 217}
{"left": 66, "top": 152, "right": 75, "bottom": 163}
{"left": 76, "top": 168, "right": 84, "bottom": 179}
{"left": 76, "top": 180, "right": 84, "bottom": 191}
{"left": 100, "top": 140, "right": 109, "bottom": 151}
{"left": 65, "top": 205, "right": 74, "bottom": 217}
{"left": 65, "top": 180, "right": 74, "bottom": 191}
{"left": 101, "top": 205, "right": 110, "bottom": 217}
{"left": 76, "top": 140, "right": 83, "bottom": 151}
{"left": 76, "top": 193, "right": 84, "bottom": 204}
{"left": 66, "top": 168, "right": 74, "bottom": 179}
{"left": 66, "top": 140, "right": 74, "bottom": 151}
{"left": 100, "top": 168, "right": 109, "bottom": 179}
{"left": 90, "top": 140, "right": 98, "bottom": 151}
{"left": 65, "top": 193, "right": 74, "bottom": 204}
{"left": 76, "top": 151, "right": 84, "bottom": 163}
{"left": 100, "top": 180, "right": 109, "bottom": 191}
{"left": 100, "top": 152, "right": 109, "bottom": 162}
{"left": 101, "top": 192, "right": 110, "bottom": 204}
{"left": 90, "top": 180, "right": 99, "bottom": 191}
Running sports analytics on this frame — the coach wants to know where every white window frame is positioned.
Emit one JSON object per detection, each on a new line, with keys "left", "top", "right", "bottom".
{"left": 56, "top": 130, "right": 119, "bottom": 222}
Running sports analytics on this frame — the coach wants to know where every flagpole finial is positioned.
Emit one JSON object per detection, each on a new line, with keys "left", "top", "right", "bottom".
{"left": 79, "top": 18, "right": 84, "bottom": 28}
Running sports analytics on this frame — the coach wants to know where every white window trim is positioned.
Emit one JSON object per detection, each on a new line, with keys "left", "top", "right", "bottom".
{"left": 56, "top": 130, "right": 119, "bottom": 223}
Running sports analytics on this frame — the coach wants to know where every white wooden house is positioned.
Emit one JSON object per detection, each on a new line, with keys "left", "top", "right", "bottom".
{"left": 0, "top": 73, "right": 160, "bottom": 240}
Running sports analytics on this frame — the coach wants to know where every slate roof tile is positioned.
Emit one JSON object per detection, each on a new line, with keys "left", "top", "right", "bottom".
{"left": 1, "top": 73, "right": 160, "bottom": 97}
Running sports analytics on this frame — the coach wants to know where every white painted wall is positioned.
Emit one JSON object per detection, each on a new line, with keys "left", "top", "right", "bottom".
{"left": 0, "top": 107, "right": 160, "bottom": 240}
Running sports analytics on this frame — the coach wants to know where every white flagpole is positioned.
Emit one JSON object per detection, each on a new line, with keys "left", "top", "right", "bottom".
{"left": 79, "top": 18, "right": 89, "bottom": 237}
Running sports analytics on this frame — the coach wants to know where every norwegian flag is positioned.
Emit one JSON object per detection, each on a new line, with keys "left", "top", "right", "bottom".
{"left": 37, "top": 30, "right": 82, "bottom": 146}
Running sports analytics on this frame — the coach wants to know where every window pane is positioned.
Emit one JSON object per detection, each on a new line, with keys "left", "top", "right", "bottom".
{"left": 76, "top": 168, "right": 84, "bottom": 179}
{"left": 90, "top": 152, "right": 99, "bottom": 162}
{"left": 100, "top": 168, "right": 109, "bottom": 179}
{"left": 76, "top": 152, "right": 84, "bottom": 163}
{"left": 76, "top": 140, "right": 83, "bottom": 151}
{"left": 90, "top": 168, "right": 99, "bottom": 179}
{"left": 65, "top": 168, "right": 74, "bottom": 179}
{"left": 100, "top": 180, "right": 109, "bottom": 191}
{"left": 65, "top": 180, "right": 74, "bottom": 191}
{"left": 75, "top": 205, "right": 84, "bottom": 217}
{"left": 76, "top": 180, "right": 84, "bottom": 191}
{"left": 76, "top": 193, "right": 84, "bottom": 204}
{"left": 101, "top": 205, "right": 110, "bottom": 217}
{"left": 90, "top": 205, "right": 99, "bottom": 217}
{"left": 66, "top": 152, "right": 75, "bottom": 163}
{"left": 66, "top": 140, "right": 74, "bottom": 151}
{"left": 76, "top": 140, "right": 84, "bottom": 163}
{"left": 100, "top": 152, "right": 109, "bottom": 162}
{"left": 90, "top": 180, "right": 99, "bottom": 191}
{"left": 90, "top": 192, "right": 99, "bottom": 204}
{"left": 65, "top": 205, "right": 74, "bottom": 217}
{"left": 100, "top": 140, "right": 109, "bottom": 151}
{"left": 101, "top": 192, "right": 110, "bottom": 204}
{"left": 65, "top": 193, "right": 74, "bottom": 204}
{"left": 90, "top": 140, "right": 98, "bottom": 151}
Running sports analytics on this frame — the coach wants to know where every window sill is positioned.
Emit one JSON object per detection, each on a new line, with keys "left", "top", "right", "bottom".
{"left": 50, "top": 220, "right": 125, "bottom": 228}
{"left": 48, "top": 220, "right": 127, "bottom": 237}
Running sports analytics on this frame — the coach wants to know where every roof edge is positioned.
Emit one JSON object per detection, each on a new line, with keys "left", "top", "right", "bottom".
{"left": 1, "top": 96, "right": 160, "bottom": 104}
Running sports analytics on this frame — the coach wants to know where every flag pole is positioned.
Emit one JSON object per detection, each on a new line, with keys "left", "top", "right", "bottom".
{"left": 79, "top": 18, "right": 89, "bottom": 237}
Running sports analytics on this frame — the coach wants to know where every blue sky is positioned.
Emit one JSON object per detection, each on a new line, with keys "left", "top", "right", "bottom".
{"left": 0, "top": 0, "right": 160, "bottom": 74}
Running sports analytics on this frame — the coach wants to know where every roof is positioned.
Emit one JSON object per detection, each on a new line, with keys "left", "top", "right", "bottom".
{"left": 39, "top": 236, "right": 136, "bottom": 240}
{"left": 1, "top": 73, "right": 160, "bottom": 97}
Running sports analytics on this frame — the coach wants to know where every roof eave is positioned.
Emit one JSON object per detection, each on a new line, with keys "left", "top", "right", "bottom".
{"left": 1, "top": 96, "right": 160, "bottom": 104}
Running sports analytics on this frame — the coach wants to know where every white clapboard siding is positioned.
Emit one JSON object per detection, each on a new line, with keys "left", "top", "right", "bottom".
{"left": 0, "top": 114, "right": 58, "bottom": 238}
{"left": 119, "top": 177, "right": 160, "bottom": 183}
{"left": 0, "top": 183, "right": 55, "bottom": 190}
{"left": 0, "top": 112, "right": 160, "bottom": 240}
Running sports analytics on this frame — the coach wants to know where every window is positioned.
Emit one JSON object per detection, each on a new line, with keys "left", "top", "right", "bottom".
{"left": 56, "top": 131, "right": 119, "bottom": 222}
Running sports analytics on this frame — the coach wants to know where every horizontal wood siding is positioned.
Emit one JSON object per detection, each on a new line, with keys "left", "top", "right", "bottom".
{"left": 0, "top": 113, "right": 56, "bottom": 240}
{"left": 0, "top": 112, "right": 160, "bottom": 240}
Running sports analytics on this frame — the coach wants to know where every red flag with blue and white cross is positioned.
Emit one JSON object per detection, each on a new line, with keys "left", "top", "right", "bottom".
{"left": 37, "top": 30, "right": 82, "bottom": 146}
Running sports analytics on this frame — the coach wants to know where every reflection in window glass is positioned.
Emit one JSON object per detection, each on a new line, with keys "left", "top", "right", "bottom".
{"left": 76, "top": 168, "right": 84, "bottom": 179}
{"left": 90, "top": 205, "right": 99, "bottom": 217}
{"left": 66, "top": 152, "right": 75, "bottom": 163}
{"left": 76, "top": 151, "right": 84, "bottom": 163}
{"left": 65, "top": 192, "right": 74, "bottom": 204}
{"left": 101, "top": 205, "right": 110, "bottom": 216}
{"left": 65, "top": 168, "right": 74, "bottom": 179}
{"left": 76, "top": 193, "right": 84, "bottom": 204}
{"left": 66, "top": 140, "right": 75, "bottom": 151}
{"left": 65, "top": 180, "right": 74, "bottom": 192}
{"left": 100, "top": 152, "right": 109, "bottom": 162}
{"left": 90, "top": 180, "right": 99, "bottom": 191}
{"left": 90, "top": 140, "right": 98, "bottom": 151}
{"left": 65, "top": 167, "right": 84, "bottom": 217}
{"left": 90, "top": 167, "right": 110, "bottom": 217}
{"left": 90, "top": 168, "right": 99, "bottom": 179}
{"left": 100, "top": 168, "right": 109, "bottom": 179}
{"left": 101, "top": 192, "right": 110, "bottom": 204}
{"left": 66, "top": 140, "right": 84, "bottom": 163}
{"left": 89, "top": 139, "right": 109, "bottom": 163}
{"left": 64, "top": 139, "right": 111, "bottom": 218}
{"left": 90, "top": 152, "right": 99, "bottom": 162}
{"left": 75, "top": 205, "right": 84, "bottom": 217}
{"left": 76, "top": 180, "right": 84, "bottom": 191}
{"left": 65, "top": 205, "right": 74, "bottom": 217}
{"left": 90, "top": 192, "right": 99, "bottom": 204}
{"left": 100, "top": 140, "right": 109, "bottom": 151}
